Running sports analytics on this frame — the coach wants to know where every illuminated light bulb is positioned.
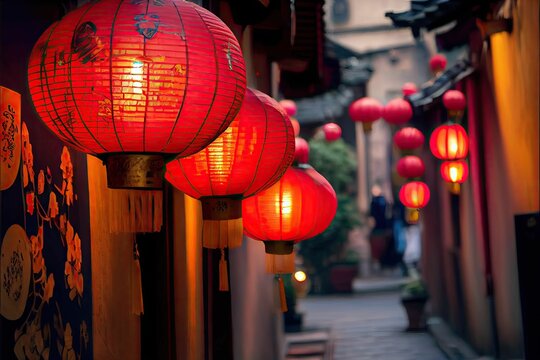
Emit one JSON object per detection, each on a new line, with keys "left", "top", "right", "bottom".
{"left": 294, "top": 270, "right": 307, "bottom": 282}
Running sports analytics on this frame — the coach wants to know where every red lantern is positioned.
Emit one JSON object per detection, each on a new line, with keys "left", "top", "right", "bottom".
{"left": 243, "top": 165, "right": 337, "bottom": 310}
{"left": 28, "top": 0, "right": 246, "bottom": 189}
{"left": 442, "top": 90, "right": 466, "bottom": 119}
{"left": 382, "top": 98, "right": 413, "bottom": 125}
{"left": 430, "top": 123, "right": 469, "bottom": 160}
{"left": 290, "top": 117, "right": 301, "bottom": 137}
{"left": 399, "top": 181, "right": 430, "bottom": 224}
{"left": 429, "top": 54, "right": 447, "bottom": 75}
{"left": 280, "top": 99, "right": 297, "bottom": 117}
{"left": 440, "top": 160, "right": 469, "bottom": 194}
{"left": 349, "top": 97, "right": 383, "bottom": 133}
{"left": 295, "top": 137, "right": 309, "bottom": 164}
{"left": 166, "top": 88, "right": 295, "bottom": 290}
{"left": 402, "top": 82, "right": 418, "bottom": 96}
{"left": 393, "top": 127, "right": 425, "bottom": 152}
{"left": 396, "top": 156, "right": 425, "bottom": 179}
{"left": 322, "top": 123, "right": 342, "bottom": 142}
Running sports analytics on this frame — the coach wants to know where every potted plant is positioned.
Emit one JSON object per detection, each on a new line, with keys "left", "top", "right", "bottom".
{"left": 400, "top": 270, "right": 428, "bottom": 331}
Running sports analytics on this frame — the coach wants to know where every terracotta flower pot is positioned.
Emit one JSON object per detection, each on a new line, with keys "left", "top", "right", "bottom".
{"left": 401, "top": 296, "right": 428, "bottom": 331}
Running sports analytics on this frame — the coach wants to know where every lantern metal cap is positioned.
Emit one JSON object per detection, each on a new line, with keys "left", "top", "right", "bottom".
{"left": 263, "top": 241, "right": 294, "bottom": 255}
{"left": 103, "top": 153, "right": 165, "bottom": 190}
{"left": 201, "top": 196, "right": 243, "bottom": 220}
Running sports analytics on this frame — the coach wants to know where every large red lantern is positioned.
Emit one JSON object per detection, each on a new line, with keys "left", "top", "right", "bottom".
{"left": 243, "top": 165, "right": 337, "bottom": 310}
{"left": 349, "top": 97, "right": 383, "bottom": 133}
{"left": 402, "top": 82, "right": 418, "bottom": 96}
{"left": 166, "top": 88, "right": 295, "bottom": 289}
{"left": 280, "top": 99, "right": 297, "bottom": 117}
{"left": 440, "top": 160, "right": 469, "bottom": 194}
{"left": 394, "top": 127, "right": 425, "bottom": 152}
{"left": 399, "top": 181, "right": 430, "bottom": 224}
{"left": 322, "top": 123, "right": 342, "bottom": 142}
{"left": 382, "top": 98, "right": 413, "bottom": 125}
{"left": 396, "top": 156, "right": 425, "bottom": 179}
{"left": 294, "top": 137, "right": 309, "bottom": 164}
{"left": 429, "top": 54, "right": 447, "bottom": 75}
{"left": 442, "top": 90, "right": 466, "bottom": 119}
{"left": 28, "top": 0, "right": 246, "bottom": 189}
{"left": 430, "top": 123, "right": 469, "bottom": 160}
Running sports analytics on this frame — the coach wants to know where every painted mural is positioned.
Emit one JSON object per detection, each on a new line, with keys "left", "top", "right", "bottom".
{"left": 1, "top": 87, "right": 93, "bottom": 359}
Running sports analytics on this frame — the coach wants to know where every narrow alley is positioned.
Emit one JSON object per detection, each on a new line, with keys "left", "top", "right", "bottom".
{"left": 288, "top": 291, "right": 447, "bottom": 360}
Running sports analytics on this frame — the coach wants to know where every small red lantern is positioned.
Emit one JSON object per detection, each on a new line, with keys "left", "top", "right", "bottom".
{"left": 429, "top": 54, "right": 447, "bottom": 75}
{"left": 442, "top": 90, "right": 466, "bottom": 119}
{"left": 243, "top": 165, "right": 337, "bottom": 311}
{"left": 399, "top": 181, "right": 430, "bottom": 224}
{"left": 280, "top": 99, "right": 297, "bottom": 117}
{"left": 295, "top": 137, "right": 309, "bottom": 164}
{"left": 396, "top": 156, "right": 425, "bottom": 179}
{"left": 382, "top": 98, "right": 413, "bottom": 125}
{"left": 393, "top": 127, "right": 425, "bottom": 152}
{"left": 430, "top": 123, "right": 469, "bottom": 160}
{"left": 322, "top": 123, "right": 342, "bottom": 142}
{"left": 290, "top": 117, "right": 301, "bottom": 137}
{"left": 28, "top": 0, "right": 247, "bottom": 189}
{"left": 402, "top": 82, "right": 418, "bottom": 96}
{"left": 166, "top": 88, "right": 295, "bottom": 290}
{"left": 349, "top": 97, "right": 383, "bottom": 133}
{"left": 440, "top": 160, "right": 469, "bottom": 194}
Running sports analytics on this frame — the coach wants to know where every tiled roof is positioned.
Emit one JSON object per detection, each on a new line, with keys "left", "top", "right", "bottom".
{"left": 385, "top": 0, "right": 498, "bottom": 37}
{"left": 406, "top": 59, "right": 474, "bottom": 108}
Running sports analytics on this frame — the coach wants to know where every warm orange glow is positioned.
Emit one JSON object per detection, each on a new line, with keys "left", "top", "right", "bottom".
{"left": 130, "top": 61, "right": 144, "bottom": 95}
{"left": 440, "top": 160, "right": 469, "bottom": 184}
{"left": 294, "top": 271, "right": 307, "bottom": 282}
{"left": 430, "top": 124, "right": 469, "bottom": 160}
{"left": 243, "top": 166, "right": 337, "bottom": 242}
{"left": 399, "top": 181, "right": 430, "bottom": 209}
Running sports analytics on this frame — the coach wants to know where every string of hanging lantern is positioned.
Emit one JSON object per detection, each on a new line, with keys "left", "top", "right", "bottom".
{"left": 384, "top": 82, "right": 431, "bottom": 224}
{"left": 165, "top": 88, "right": 295, "bottom": 291}
{"left": 430, "top": 89, "right": 470, "bottom": 194}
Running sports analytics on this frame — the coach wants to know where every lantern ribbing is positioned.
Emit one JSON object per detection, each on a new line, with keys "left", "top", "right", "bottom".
{"left": 28, "top": 0, "right": 246, "bottom": 188}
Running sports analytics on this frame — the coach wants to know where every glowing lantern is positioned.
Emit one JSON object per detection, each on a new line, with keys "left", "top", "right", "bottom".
{"left": 322, "top": 123, "right": 342, "bottom": 142}
{"left": 290, "top": 117, "right": 301, "bottom": 137}
{"left": 243, "top": 165, "right": 337, "bottom": 310}
{"left": 394, "top": 127, "right": 425, "bottom": 153}
{"left": 382, "top": 98, "right": 413, "bottom": 125}
{"left": 440, "top": 160, "right": 469, "bottom": 194}
{"left": 349, "top": 97, "right": 383, "bottom": 133}
{"left": 294, "top": 137, "right": 309, "bottom": 164}
{"left": 399, "top": 181, "right": 430, "bottom": 224}
{"left": 430, "top": 123, "right": 469, "bottom": 160}
{"left": 402, "top": 82, "right": 418, "bottom": 96}
{"left": 442, "top": 90, "right": 466, "bottom": 119}
{"left": 280, "top": 99, "right": 297, "bottom": 117}
{"left": 28, "top": 0, "right": 246, "bottom": 189}
{"left": 396, "top": 156, "right": 425, "bottom": 179}
{"left": 429, "top": 54, "right": 447, "bottom": 75}
{"left": 166, "top": 88, "right": 295, "bottom": 290}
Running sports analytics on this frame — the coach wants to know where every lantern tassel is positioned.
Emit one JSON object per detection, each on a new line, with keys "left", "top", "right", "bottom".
{"left": 266, "top": 252, "right": 295, "bottom": 274}
{"left": 202, "top": 218, "right": 243, "bottom": 249}
{"left": 131, "top": 239, "right": 144, "bottom": 315}
{"left": 277, "top": 276, "right": 288, "bottom": 313}
{"left": 219, "top": 248, "right": 229, "bottom": 292}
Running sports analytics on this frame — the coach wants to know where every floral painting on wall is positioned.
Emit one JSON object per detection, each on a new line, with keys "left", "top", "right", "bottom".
{"left": 1, "top": 87, "right": 93, "bottom": 359}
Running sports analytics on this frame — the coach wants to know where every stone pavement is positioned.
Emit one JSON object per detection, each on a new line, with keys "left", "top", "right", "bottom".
{"left": 295, "top": 291, "right": 447, "bottom": 360}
